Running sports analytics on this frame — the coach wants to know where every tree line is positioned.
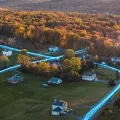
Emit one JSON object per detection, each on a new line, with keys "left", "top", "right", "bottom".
{"left": 0, "top": 10, "right": 120, "bottom": 57}
{"left": 17, "top": 49, "right": 94, "bottom": 81}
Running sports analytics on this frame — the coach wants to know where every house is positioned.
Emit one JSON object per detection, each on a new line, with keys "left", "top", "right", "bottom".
{"left": 48, "top": 46, "right": 60, "bottom": 52}
{"left": 52, "top": 99, "right": 67, "bottom": 116}
{"left": 7, "top": 75, "right": 24, "bottom": 84}
{"left": 2, "top": 49, "right": 12, "bottom": 56}
{"left": 82, "top": 71, "right": 98, "bottom": 81}
{"left": 48, "top": 77, "right": 62, "bottom": 85}
{"left": 110, "top": 57, "right": 120, "bottom": 63}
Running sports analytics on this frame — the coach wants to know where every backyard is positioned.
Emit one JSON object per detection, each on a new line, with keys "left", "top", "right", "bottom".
{"left": 95, "top": 67, "right": 118, "bottom": 80}
{"left": 0, "top": 71, "right": 111, "bottom": 120}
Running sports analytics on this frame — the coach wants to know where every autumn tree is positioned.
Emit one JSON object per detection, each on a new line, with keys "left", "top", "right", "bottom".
{"left": 37, "top": 62, "right": 50, "bottom": 76}
{"left": 0, "top": 55, "right": 9, "bottom": 68}
{"left": 20, "top": 49, "right": 28, "bottom": 55}
{"left": 62, "top": 57, "right": 81, "bottom": 73}
{"left": 17, "top": 54, "right": 31, "bottom": 67}
{"left": 63, "top": 49, "right": 75, "bottom": 59}
{"left": 7, "top": 38, "right": 16, "bottom": 46}
{"left": 61, "top": 57, "right": 82, "bottom": 81}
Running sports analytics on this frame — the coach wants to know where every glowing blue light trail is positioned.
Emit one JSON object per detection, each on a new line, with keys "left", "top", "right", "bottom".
{"left": 0, "top": 65, "right": 21, "bottom": 73}
{"left": 0, "top": 45, "right": 87, "bottom": 74}
{"left": 83, "top": 63, "right": 120, "bottom": 120}
{"left": 0, "top": 44, "right": 53, "bottom": 58}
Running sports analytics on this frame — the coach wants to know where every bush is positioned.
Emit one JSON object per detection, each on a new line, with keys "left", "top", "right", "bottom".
{"left": 108, "top": 78, "right": 116, "bottom": 87}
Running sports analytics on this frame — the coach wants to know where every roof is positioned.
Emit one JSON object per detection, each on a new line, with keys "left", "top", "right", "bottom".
{"left": 82, "top": 72, "right": 95, "bottom": 76}
{"left": 52, "top": 107, "right": 62, "bottom": 112}
{"left": 48, "top": 77, "right": 62, "bottom": 83}
{"left": 53, "top": 100, "right": 65, "bottom": 106}
{"left": 8, "top": 75, "right": 24, "bottom": 81}
{"left": 82, "top": 71, "right": 97, "bottom": 81}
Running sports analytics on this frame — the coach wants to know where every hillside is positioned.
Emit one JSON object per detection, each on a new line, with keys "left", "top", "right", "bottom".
{"left": 0, "top": 0, "right": 120, "bottom": 14}
{"left": 0, "top": 10, "right": 120, "bottom": 57}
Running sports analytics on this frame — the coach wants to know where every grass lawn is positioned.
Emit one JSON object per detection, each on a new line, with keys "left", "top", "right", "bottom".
{"left": 95, "top": 68, "right": 119, "bottom": 80}
{"left": 8, "top": 52, "right": 18, "bottom": 65}
{"left": 0, "top": 72, "right": 111, "bottom": 120}
{"left": 96, "top": 105, "right": 120, "bottom": 120}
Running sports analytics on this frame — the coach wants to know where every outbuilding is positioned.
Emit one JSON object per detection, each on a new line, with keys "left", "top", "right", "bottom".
{"left": 7, "top": 75, "right": 24, "bottom": 84}
{"left": 2, "top": 49, "right": 12, "bottom": 56}
{"left": 48, "top": 46, "right": 60, "bottom": 52}
{"left": 82, "top": 71, "right": 98, "bottom": 81}
{"left": 48, "top": 77, "right": 62, "bottom": 85}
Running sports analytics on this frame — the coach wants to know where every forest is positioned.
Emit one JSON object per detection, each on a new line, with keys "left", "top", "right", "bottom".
{"left": 0, "top": 10, "right": 120, "bottom": 57}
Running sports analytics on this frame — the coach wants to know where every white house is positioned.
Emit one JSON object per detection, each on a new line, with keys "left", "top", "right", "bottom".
{"left": 52, "top": 99, "right": 67, "bottom": 116}
{"left": 48, "top": 46, "right": 60, "bottom": 52}
{"left": 82, "top": 71, "right": 98, "bottom": 81}
{"left": 2, "top": 49, "right": 12, "bottom": 56}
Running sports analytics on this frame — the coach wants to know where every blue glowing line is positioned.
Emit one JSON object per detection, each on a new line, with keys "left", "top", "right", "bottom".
{"left": 84, "top": 84, "right": 120, "bottom": 120}
{"left": 83, "top": 63, "right": 120, "bottom": 120}
{"left": 0, "top": 44, "right": 53, "bottom": 58}
{"left": 0, "top": 44, "right": 87, "bottom": 58}
{"left": 0, "top": 65, "right": 21, "bottom": 73}
{"left": 0, "top": 45, "right": 87, "bottom": 74}
{"left": 75, "top": 48, "right": 87, "bottom": 54}
{"left": 26, "top": 51, "right": 51, "bottom": 58}
{"left": 0, "top": 44, "right": 21, "bottom": 52}
{"left": 94, "top": 62, "right": 120, "bottom": 72}
{"left": 75, "top": 50, "right": 87, "bottom": 55}
{"left": 32, "top": 57, "right": 57, "bottom": 63}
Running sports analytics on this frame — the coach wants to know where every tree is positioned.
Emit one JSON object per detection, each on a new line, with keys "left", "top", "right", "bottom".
{"left": 37, "top": 62, "right": 50, "bottom": 73}
{"left": 51, "top": 64, "right": 58, "bottom": 72}
{"left": 61, "top": 59, "right": 71, "bottom": 73}
{"left": 61, "top": 57, "right": 82, "bottom": 81}
{"left": 0, "top": 55, "right": 9, "bottom": 68}
{"left": 7, "top": 38, "right": 16, "bottom": 46}
{"left": 20, "top": 49, "right": 28, "bottom": 55}
{"left": 62, "top": 57, "right": 81, "bottom": 73}
{"left": 17, "top": 54, "right": 31, "bottom": 67}
{"left": 70, "top": 57, "right": 81, "bottom": 71}
{"left": 108, "top": 78, "right": 116, "bottom": 87}
{"left": 63, "top": 49, "right": 75, "bottom": 59}
{"left": 50, "top": 63, "right": 59, "bottom": 75}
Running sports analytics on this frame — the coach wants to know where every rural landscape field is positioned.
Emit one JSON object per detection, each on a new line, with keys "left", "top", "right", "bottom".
{"left": 0, "top": 0, "right": 120, "bottom": 120}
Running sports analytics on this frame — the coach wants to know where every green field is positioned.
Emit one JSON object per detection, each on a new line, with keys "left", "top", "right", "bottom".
{"left": 95, "top": 68, "right": 118, "bottom": 80}
{"left": 8, "top": 53, "right": 18, "bottom": 65}
{"left": 96, "top": 107, "right": 120, "bottom": 120}
{"left": 0, "top": 71, "right": 111, "bottom": 120}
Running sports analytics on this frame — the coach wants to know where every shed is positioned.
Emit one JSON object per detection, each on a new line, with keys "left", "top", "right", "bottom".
{"left": 7, "top": 75, "right": 24, "bottom": 84}
{"left": 48, "top": 77, "right": 62, "bottom": 85}
{"left": 2, "top": 49, "right": 12, "bottom": 56}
